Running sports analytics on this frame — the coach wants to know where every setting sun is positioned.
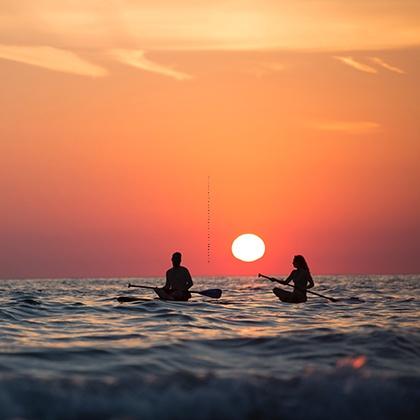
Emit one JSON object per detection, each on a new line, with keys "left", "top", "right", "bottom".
{"left": 231, "top": 234, "right": 265, "bottom": 262}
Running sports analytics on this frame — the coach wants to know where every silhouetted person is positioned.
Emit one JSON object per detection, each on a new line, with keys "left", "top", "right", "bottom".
{"left": 155, "top": 252, "right": 193, "bottom": 301}
{"left": 272, "top": 255, "right": 314, "bottom": 303}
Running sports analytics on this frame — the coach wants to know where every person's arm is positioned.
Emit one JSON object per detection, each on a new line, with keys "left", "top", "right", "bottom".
{"left": 163, "top": 270, "right": 171, "bottom": 291}
{"left": 185, "top": 269, "right": 193, "bottom": 289}
{"left": 268, "top": 271, "right": 295, "bottom": 284}
{"left": 307, "top": 274, "right": 314, "bottom": 289}
{"left": 282, "top": 270, "right": 296, "bottom": 285}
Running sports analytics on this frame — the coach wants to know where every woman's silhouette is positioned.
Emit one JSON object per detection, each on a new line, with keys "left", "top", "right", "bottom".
{"left": 272, "top": 255, "right": 314, "bottom": 303}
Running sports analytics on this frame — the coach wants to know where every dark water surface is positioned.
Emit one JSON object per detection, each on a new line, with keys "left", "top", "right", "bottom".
{"left": 0, "top": 276, "right": 419, "bottom": 419}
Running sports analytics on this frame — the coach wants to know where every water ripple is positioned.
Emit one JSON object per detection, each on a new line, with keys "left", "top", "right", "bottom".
{"left": 0, "top": 276, "right": 418, "bottom": 419}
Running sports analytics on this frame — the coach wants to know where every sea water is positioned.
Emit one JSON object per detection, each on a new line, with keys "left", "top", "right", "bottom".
{"left": 0, "top": 276, "right": 419, "bottom": 419}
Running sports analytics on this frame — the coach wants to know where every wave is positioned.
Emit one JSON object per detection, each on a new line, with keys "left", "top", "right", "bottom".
{"left": 0, "top": 369, "right": 418, "bottom": 420}
{"left": 0, "top": 276, "right": 418, "bottom": 419}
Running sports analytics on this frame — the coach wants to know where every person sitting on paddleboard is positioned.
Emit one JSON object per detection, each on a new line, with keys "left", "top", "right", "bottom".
{"left": 272, "top": 255, "right": 314, "bottom": 303}
{"left": 155, "top": 252, "right": 193, "bottom": 301}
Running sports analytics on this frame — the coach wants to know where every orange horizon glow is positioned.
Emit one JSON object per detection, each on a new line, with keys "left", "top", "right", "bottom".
{"left": 0, "top": 1, "right": 419, "bottom": 278}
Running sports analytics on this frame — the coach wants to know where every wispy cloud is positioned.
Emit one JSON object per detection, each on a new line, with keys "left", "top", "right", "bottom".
{"left": 369, "top": 57, "right": 405, "bottom": 74}
{"left": 334, "top": 56, "right": 377, "bottom": 74}
{"left": 0, "top": 45, "right": 107, "bottom": 77}
{"left": 109, "top": 49, "right": 192, "bottom": 81}
{"left": 246, "top": 62, "right": 285, "bottom": 78}
{"left": 313, "top": 120, "right": 380, "bottom": 134}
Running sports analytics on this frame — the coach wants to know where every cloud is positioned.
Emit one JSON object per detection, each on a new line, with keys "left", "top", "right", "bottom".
{"left": 313, "top": 121, "right": 380, "bottom": 134}
{"left": 0, "top": 45, "right": 107, "bottom": 77}
{"left": 246, "top": 62, "right": 285, "bottom": 78}
{"left": 109, "top": 49, "right": 192, "bottom": 80}
{"left": 1, "top": 1, "right": 420, "bottom": 51}
{"left": 369, "top": 57, "right": 405, "bottom": 74}
{"left": 334, "top": 56, "right": 377, "bottom": 74}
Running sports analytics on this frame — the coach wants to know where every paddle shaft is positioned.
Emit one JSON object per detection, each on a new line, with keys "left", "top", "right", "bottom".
{"left": 258, "top": 273, "right": 337, "bottom": 302}
{"left": 128, "top": 284, "right": 155, "bottom": 290}
{"left": 128, "top": 283, "right": 202, "bottom": 294}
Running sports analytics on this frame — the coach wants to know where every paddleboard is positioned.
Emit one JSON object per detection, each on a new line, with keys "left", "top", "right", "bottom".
{"left": 117, "top": 296, "right": 148, "bottom": 303}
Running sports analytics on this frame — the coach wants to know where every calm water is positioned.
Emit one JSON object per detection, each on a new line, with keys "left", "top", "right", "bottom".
{"left": 0, "top": 275, "right": 419, "bottom": 419}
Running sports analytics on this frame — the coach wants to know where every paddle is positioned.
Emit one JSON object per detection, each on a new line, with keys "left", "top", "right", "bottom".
{"left": 258, "top": 273, "right": 338, "bottom": 303}
{"left": 127, "top": 283, "right": 222, "bottom": 299}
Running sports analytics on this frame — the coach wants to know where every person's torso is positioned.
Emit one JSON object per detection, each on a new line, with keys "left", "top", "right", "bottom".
{"left": 166, "top": 266, "right": 190, "bottom": 291}
{"left": 292, "top": 269, "right": 310, "bottom": 297}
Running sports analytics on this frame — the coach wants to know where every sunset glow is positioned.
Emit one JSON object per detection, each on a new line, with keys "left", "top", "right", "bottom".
{"left": 0, "top": 1, "right": 419, "bottom": 277}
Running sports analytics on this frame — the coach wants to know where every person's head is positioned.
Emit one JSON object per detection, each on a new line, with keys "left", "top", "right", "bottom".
{"left": 171, "top": 252, "right": 182, "bottom": 267}
{"left": 293, "top": 255, "right": 310, "bottom": 271}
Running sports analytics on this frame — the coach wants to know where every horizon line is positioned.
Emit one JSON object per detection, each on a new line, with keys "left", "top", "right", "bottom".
{"left": 0, "top": 272, "right": 418, "bottom": 281}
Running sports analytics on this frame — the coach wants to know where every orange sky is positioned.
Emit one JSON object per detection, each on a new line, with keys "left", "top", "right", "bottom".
{"left": 0, "top": 1, "right": 419, "bottom": 277}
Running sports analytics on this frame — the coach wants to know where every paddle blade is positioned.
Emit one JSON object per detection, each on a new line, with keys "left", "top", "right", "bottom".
{"left": 117, "top": 296, "right": 142, "bottom": 303}
{"left": 197, "top": 289, "right": 222, "bottom": 299}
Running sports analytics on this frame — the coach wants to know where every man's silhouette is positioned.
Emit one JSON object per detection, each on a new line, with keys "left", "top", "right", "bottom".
{"left": 155, "top": 252, "right": 193, "bottom": 301}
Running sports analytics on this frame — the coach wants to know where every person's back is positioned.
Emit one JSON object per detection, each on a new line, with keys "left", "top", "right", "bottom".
{"left": 166, "top": 265, "right": 192, "bottom": 291}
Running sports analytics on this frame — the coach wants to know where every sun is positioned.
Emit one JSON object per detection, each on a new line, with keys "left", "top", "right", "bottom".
{"left": 231, "top": 233, "right": 265, "bottom": 262}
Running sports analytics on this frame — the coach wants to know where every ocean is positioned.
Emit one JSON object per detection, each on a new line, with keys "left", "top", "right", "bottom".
{"left": 0, "top": 275, "right": 419, "bottom": 419}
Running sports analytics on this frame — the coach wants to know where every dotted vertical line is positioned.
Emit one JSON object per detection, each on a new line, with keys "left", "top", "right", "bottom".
{"left": 207, "top": 176, "right": 211, "bottom": 264}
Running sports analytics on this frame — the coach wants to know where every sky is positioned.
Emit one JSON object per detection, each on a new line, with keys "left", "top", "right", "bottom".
{"left": 0, "top": 1, "right": 419, "bottom": 278}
